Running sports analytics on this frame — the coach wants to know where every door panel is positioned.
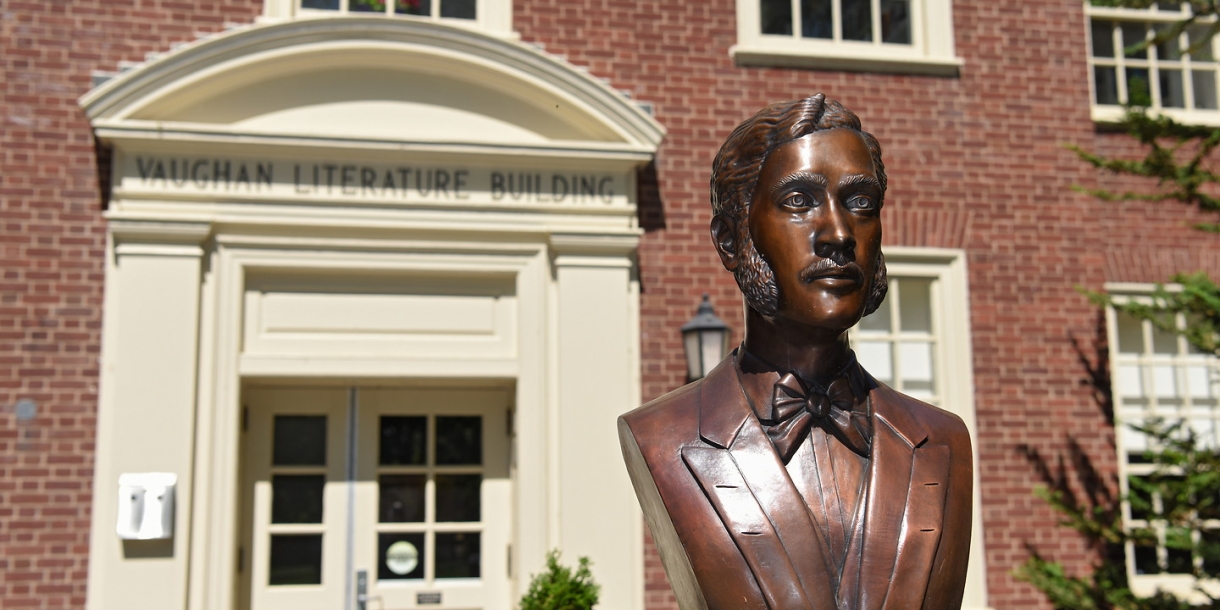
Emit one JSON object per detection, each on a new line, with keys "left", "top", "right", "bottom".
{"left": 242, "top": 387, "right": 349, "bottom": 610}
{"left": 241, "top": 386, "right": 510, "bottom": 610}
{"left": 356, "top": 389, "right": 510, "bottom": 610}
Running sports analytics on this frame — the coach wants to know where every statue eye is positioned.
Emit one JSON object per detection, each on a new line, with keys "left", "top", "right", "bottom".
{"left": 783, "top": 192, "right": 815, "bottom": 209}
{"left": 847, "top": 195, "right": 877, "bottom": 211}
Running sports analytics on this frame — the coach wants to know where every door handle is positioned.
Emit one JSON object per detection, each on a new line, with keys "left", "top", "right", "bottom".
{"left": 356, "top": 570, "right": 380, "bottom": 610}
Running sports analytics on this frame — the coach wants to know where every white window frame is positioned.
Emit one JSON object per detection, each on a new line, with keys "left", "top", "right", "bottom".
{"left": 848, "top": 247, "right": 990, "bottom": 610}
{"left": 1086, "top": 2, "right": 1220, "bottom": 126}
{"left": 732, "top": 0, "right": 961, "bottom": 76}
{"left": 260, "top": 0, "right": 513, "bottom": 36}
{"left": 1106, "top": 282, "right": 1220, "bottom": 601}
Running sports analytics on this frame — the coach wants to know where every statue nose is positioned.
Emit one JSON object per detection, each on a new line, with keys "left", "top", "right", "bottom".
{"left": 813, "top": 204, "right": 855, "bottom": 257}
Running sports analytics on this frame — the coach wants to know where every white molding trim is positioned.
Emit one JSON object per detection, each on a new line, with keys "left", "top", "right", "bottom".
{"left": 732, "top": 0, "right": 961, "bottom": 76}
{"left": 863, "top": 246, "right": 991, "bottom": 610}
{"left": 731, "top": 44, "right": 962, "bottom": 76}
{"left": 1092, "top": 105, "right": 1220, "bottom": 128}
{"left": 80, "top": 17, "right": 665, "bottom": 154}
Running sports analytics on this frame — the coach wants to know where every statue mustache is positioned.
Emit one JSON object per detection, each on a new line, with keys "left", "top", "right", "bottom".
{"left": 797, "top": 257, "right": 864, "bottom": 284}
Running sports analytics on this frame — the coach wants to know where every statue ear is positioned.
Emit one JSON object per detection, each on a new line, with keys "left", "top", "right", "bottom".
{"left": 710, "top": 215, "right": 739, "bottom": 272}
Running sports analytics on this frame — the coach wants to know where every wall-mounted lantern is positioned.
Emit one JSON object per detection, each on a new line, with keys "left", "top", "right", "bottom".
{"left": 680, "top": 294, "right": 731, "bottom": 381}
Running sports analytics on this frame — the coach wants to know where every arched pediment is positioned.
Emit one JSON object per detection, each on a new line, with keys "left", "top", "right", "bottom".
{"left": 81, "top": 18, "right": 664, "bottom": 156}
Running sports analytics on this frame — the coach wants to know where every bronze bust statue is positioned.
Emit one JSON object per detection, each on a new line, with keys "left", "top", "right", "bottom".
{"left": 619, "top": 94, "right": 972, "bottom": 610}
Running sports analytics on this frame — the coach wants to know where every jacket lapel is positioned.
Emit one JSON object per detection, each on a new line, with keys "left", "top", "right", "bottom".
{"left": 849, "top": 382, "right": 951, "bottom": 610}
{"left": 684, "top": 356, "right": 838, "bottom": 610}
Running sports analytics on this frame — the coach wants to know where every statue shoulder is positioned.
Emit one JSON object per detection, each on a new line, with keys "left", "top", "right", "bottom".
{"left": 870, "top": 379, "right": 971, "bottom": 446}
{"left": 619, "top": 378, "right": 702, "bottom": 447}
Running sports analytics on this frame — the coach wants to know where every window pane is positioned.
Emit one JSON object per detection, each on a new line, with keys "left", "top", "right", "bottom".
{"left": 1152, "top": 324, "right": 1178, "bottom": 354}
{"left": 395, "top": 0, "right": 430, "bottom": 16}
{"left": 1156, "top": 26, "right": 1182, "bottom": 60}
{"left": 1117, "top": 312, "right": 1144, "bottom": 354}
{"left": 436, "top": 416, "right": 482, "bottom": 465}
{"left": 1126, "top": 67, "right": 1152, "bottom": 105}
{"left": 380, "top": 474, "right": 426, "bottom": 523}
{"left": 761, "top": 0, "right": 793, "bottom": 35}
{"left": 1117, "top": 364, "right": 1143, "bottom": 398}
{"left": 1153, "top": 365, "right": 1178, "bottom": 398}
{"left": 1093, "top": 66, "right": 1119, "bottom": 105}
{"left": 301, "top": 0, "right": 339, "bottom": 8}
{"left": 1166, "top": 527, "right": 1193, "bottom": 573}
{"left": 1121, "top": 419, "right": 1149, "bottom": 456}
{"left": 1187, "top": 365, "right": 1213, "bottom": 398}
{"left": 898, "top": 341, "right": 935, "bottom": 397}
{"left": 439, "top": 0, "right": 475, "bottom": 19}
{"left": 858, "top": 297, "right": 891, "bottom": 333}
{"left": 801, "top": 0, "right": 832, "bottom": 39}
{"left": 855, "top": 341, "right": 892, "bottom": 383}
{"left": 379, "top": 533, "right": 425, "bottom": 580}
{"left": 436, "top": 474, "right": 481, "bottom": 522}
{"left": 1122, "top": 23, "right": 1149, "bottom": 59}
{"left": 1189, "top": 414, "right": 1216, "bottom": 447}
{"left": 381, "top": 416, "right": 427, "bottom": 466}
{"left": 841, "top": 0, "right": 873, "bottom": 41}
{"left": 270, "top": 535, "right": 323, "bottom": 585}
{"left": 1188, "top": 24, "right": 1216, "bottom": 61}
{"left": 1160, "top": 69, "right": 1186, "bottom": 108}
{"left": 1192, "top": 70, "right": 1218, "bottom": 109}
{"left": 1091, "top": 20, "right": 1115, "bottom": 58}
{"left": 899, "top": 278, "right": 932, "bottom": 333}
{"left": 1129, "top": 477, "right": 1153, "bottom": 520}
{"left": 435, "top": 532, "right": 481, "bottom": 578}
{"left": 350, "top": 0, "right": 384, "bottom": 12}
{"left": 1133, "top": 542, "right": 1160, "bottom": 574}
{"left": 1202, "top": 530, "right": 1220, "bottom": 574}
{"left": 272, "top": 475, "right": 325, "bottom": 524}
{"left": 880, "top": 0, "right": 911, "bottom": 44}
{"left": 274, "top": 416, "right": 327, "bottom": 466}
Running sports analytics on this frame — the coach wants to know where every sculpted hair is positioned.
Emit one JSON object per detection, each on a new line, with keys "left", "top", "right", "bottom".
{"left": 710, "top": 93, "right": 889, "bottom": 317}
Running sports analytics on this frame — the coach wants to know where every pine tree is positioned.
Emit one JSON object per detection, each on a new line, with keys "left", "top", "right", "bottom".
{"left": 1018, "top": 2, "right": 1220, "bottom": 607}
{"left": 518, "top": 550, "right": 600, "bottom": 610}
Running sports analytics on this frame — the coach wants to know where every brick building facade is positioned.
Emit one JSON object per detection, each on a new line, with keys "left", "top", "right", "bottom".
{"left": 2, "top": 0, "right": 1218, "bottom": 609}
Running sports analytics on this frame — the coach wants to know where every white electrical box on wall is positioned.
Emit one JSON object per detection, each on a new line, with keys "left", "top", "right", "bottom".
{"left": 116, "top": 472, "right": 176, "bottom": 540}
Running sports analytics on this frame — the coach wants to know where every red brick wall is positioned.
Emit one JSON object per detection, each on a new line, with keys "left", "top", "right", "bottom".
{"left": 512, "top": 1, "right": 1214, "bottom": 609}
{"left": 3, "top": 0, "right": 1217, "bottom": 608}
{"left": 0, "top": 2, "right": 260, "bottom": 608}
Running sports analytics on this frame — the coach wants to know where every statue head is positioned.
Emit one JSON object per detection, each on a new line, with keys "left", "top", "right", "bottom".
{"left": 710, "top": 93, "right": 888, "bottom": 325}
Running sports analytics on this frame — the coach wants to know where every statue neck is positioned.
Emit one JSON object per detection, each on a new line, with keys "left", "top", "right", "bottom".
{"left": 741, "top": 306, "right": 854, "bottom": 381}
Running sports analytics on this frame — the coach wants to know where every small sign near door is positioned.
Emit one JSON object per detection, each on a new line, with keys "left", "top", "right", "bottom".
{"left": 417, "top": 592, "right": 442, "bottom": 605}
{"left": 385, "top": 540, "right": 419, "bottom": 575}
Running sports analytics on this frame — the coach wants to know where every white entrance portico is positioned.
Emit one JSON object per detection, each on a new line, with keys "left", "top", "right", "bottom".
{"left": 80, "top": 17, "right": 663, "bottom": 610}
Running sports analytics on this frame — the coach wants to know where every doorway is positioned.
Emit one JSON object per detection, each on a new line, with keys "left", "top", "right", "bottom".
{"left": 239, "top": 386, "right": 511, "bottom": 610}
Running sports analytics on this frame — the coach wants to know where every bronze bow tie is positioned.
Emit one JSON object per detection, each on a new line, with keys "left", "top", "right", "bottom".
{"left": 766, "top": 372, "right": 871, "bottom": 462}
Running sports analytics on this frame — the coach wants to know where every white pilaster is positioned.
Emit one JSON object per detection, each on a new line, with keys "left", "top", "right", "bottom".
{"left": 87, "top": 221, "right": 210, "bottom": 610}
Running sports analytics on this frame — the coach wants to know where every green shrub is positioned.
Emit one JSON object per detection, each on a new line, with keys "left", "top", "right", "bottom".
{"left": 519, "top": 549, "right": 600, "bottom": 610}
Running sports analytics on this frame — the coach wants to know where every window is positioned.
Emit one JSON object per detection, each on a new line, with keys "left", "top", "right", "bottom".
{"left": 853, "top": 275, "right": 939, "bottom": 403}
{"left": 299, "top": 0, "right": 476, "bottom": 21}
{"left": 733, "top": 0, "right": 960, "bottom": 75}
{"left": 1108, "top": 287, "right": 1220, "bottom": 597}
{"left": 1087, "top": 2, "right": 1220, "bottom": 125}
{"left": 848, "top": 248, "right": 990, "bottom": 610}
{"left": 261, "top": 0, "right": 512, "bottom": 35}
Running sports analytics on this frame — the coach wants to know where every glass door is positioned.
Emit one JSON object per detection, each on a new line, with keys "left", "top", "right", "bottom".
{"left": 241, "top": 386, "right": 511, "bottom": 610}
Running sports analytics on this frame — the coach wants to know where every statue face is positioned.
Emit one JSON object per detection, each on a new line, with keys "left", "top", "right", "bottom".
{"left": 747, "top": 128, "right": 882, "bottom": 333}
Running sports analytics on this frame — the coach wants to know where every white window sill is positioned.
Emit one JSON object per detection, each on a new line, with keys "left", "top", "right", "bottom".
{"left": 731, "top": 42, "right": 962, "bottom": 76}
{"left": 1093, "top": 104, "right": 1220, "bottom": 127}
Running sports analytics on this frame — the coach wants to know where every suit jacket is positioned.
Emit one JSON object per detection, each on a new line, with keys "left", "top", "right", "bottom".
{"left": 619, "top": 353, "right": 973, "bottom": 610}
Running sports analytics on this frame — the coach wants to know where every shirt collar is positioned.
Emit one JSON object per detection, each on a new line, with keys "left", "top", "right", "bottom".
{"left": 733, "top": 345, "right": 870, "bottom": 421}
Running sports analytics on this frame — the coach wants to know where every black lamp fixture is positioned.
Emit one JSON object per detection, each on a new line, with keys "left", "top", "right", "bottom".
{"left": 680, "top": 293, "right": 732, "bottom": 381}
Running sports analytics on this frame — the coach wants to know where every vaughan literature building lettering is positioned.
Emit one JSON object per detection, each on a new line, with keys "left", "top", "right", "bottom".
{"left": 129, "top": 156, "right": 620, "bottom": 205}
